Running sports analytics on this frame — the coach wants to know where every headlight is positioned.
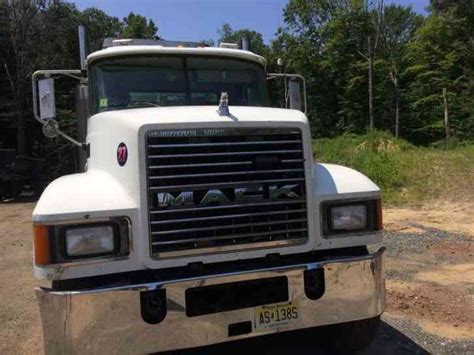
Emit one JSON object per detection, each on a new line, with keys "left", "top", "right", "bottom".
{"left": 322, "top": 199, "right": 382, "bottom": 236}
{"left": 33, "top": 219, "right": 129, "bottom": 266}
{"left": 331, "top": 205, "right": 367, "bottom": 231}
{"left": 65, "top": 225, "right": 115, "bottom": 257}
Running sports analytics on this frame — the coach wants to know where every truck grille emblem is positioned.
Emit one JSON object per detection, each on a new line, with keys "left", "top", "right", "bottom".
{"left": 157, "top": 184, "right": 301, "bottom": 207}
{"left": 117, "top": 142, "right": 128, "bottom": 166}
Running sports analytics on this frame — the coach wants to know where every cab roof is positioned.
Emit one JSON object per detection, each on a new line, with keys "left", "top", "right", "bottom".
{"left": 87, "top": 45, "right": 267, "bottom": 67}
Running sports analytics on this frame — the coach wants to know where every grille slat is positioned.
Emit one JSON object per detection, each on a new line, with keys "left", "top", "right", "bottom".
{"left": 149, "top": 140, "right": 302, "bottom": 148}
{"left": 153, "top": 228, "right": 308, "bottom": 246}
{"left": 148, "top": 149, "right": 303, "bottom": 159}
{"left": 148, "top": 169, "right": 304, "bottom": 180}
{"left": 149, "top": 178, "right": 305, "bottom": 192}
{"left": 151, "top": 218, "right": 308, "bottom": 236}
{"left": 150, "top": 208, "right": 306, "bottom": 225}
{"left": 149, "top": 159, "right": 304, "bottom": 170}
{"left": 146, "top": 127, "right": 309, "bottom": 256}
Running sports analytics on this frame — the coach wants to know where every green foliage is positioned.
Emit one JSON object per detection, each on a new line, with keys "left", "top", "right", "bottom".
{"left": 80, "top": 8, "right": 122, "bottom": 51}
{"left": 405, "top": 8, "right": 473, "bottom": 143}
{"left": 313, "top": 131, "right": 474, "bottom": 205}
{"left": 313, "top": 131, "right": 411, "bottom": 193}
{"left": 121, "top": 12, "right": 158, "bottom": 39}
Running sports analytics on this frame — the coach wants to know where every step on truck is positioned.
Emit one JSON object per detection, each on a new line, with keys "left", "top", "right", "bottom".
{"left": 31, "top": 28, "right": 385, "bottom": 354}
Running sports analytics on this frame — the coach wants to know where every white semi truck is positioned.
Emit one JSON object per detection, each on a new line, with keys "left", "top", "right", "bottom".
{"left": 31, "top": 32, "right": 385, "bottom": 354}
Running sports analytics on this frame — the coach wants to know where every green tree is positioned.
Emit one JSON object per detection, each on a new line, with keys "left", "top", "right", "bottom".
{"left": 429, "top": 0, "right": 474, "bottom": 141}
{"left": 121, "top": 12, "right": 158, "bottom": 39}
{"left": 378, "top": 5, "right": 422, "bottom": 137}
{"left": 80, "top": 8, "right": 122, "bottom": 51}
{"left": 2, "top": 0, "right": 48, "bottom": 155}
{"left": 405, "top": 9, "right": 472, "bottom": 143}
{"left": 218, "top": 23, "right": 266, "bottom": 55}
{"left": 277, "top": 0, "right": 374, "bottom": 136}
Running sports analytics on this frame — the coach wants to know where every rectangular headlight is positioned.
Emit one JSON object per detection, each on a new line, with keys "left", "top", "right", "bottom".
{"left": 330, "top": 205, "right": 367, "bottom": 231}
{"left": 65, "top": 225, "right": 116, "bottom": 257}
{"left": 322, "top": 199, "right": 382, "bottom": 236}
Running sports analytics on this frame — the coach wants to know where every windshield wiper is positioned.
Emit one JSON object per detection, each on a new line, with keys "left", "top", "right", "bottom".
{"left": 105, "top": 100, "right": 160, "bottom": 109}
{"left": 128, "top": 100, "right": 160, "bottom": 107}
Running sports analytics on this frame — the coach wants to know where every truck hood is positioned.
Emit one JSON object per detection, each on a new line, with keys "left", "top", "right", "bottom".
{"left": 89, "top": 105, "right": 308, "bottom": 129}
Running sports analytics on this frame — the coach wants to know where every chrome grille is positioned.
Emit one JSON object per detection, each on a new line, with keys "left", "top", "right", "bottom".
{"left": 146, "top": 128, "right": 308, "bottom": 257}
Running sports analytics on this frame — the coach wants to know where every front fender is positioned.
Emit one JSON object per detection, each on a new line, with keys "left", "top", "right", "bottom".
{"left": 313, "top": 163, "right": 380, "bottom": 201}
{"left": 33, "top": 170, "right": 137, "bottom": 223}
{"left": 311, "top": 163, "right": 382, "bottom": 249}
{"left": 32, "top": 170, "right": 144, "bottom": 281}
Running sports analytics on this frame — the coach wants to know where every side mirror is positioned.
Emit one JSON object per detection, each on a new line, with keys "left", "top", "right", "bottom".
{"left": 32, "top": 70, "right": 87, "bottom": 148}
{"left": 288, "top": 79, "right": 302, "bottom": 112}
{"left": 266, "top": 73, "right": 307, "bottom": 114}
{"left": 38, "top": 78, "right": 56, "bottom": 119}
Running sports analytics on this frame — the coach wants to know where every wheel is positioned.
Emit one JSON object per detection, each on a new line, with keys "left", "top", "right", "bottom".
{"left": 323, "top": 316, "right": 380, "bottom": 353}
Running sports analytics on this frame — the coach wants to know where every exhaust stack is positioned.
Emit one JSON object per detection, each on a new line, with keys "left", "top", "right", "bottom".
{"left": 78, "top": 25, "right": 88, "bottom": 71}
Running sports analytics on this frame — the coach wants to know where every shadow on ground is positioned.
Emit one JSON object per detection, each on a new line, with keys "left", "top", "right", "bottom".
{"left": 160, "top": 321, "right": 429, "bottom": 354}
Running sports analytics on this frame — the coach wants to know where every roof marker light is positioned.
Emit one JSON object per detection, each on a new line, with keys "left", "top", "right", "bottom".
{"left": 219, "top": 42, "right": 239, "bottom": 49}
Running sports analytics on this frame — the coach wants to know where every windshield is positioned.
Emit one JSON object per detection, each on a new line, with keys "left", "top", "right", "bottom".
{"left": 90, "top": 55, "right": 269, "bottom": 113}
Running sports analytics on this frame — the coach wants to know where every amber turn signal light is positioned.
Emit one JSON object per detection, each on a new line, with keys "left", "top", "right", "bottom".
{"left": 33, "top": 225, "right": 51, "bottom": 266}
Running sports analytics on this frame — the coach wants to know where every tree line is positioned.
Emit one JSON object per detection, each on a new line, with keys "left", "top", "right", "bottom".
{"left": 0, "top": 0, "right": 472, "bottom": 174}
{"left": 221, "top": 0, "right": 473, "bottom": 145}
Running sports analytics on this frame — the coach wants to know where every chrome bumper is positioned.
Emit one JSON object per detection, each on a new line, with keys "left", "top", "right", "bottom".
{"left": 37, "top": 248, "right": 385, "bottom": 354}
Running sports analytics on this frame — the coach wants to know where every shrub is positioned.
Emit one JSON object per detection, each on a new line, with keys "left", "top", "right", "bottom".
{"left": 313, "top": 131, "right": 408, "bottom": 192}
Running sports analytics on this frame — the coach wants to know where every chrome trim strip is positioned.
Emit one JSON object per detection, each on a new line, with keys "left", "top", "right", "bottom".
{"left": 151, "top": 209, "right": 306, "bottom": 225}
{"left": 148, "top": 168, "right": 304, "bottom": 180}
{"left": 147, "top": 128, "right": 301, "bottom": 137}
{"left": 151, "top": 218, "right": 307, "bottom": 236}
{"left": 36, "top": 249, "right": 385, "bottom": 354}
{"left": 148, "top": 140, "right": 302, "bottom": 148}
{"left": 148, "top": 149, "right": 303, "bottom": 159}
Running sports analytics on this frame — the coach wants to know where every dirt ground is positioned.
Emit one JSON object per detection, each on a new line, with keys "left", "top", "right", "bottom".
{"left": 381, "top": 201, "right": 474, "bottom": 352}
{"left": 0, "top": 201, "right": 473, "bottom": 354}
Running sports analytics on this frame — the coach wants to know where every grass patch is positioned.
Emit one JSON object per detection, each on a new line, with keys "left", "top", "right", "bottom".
{"left": 313, "top": 131, "right": 474, "bottom": 206}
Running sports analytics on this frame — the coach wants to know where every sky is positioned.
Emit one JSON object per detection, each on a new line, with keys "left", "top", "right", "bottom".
{"left": 72, "top": 0, "right": 430, "bottom": 45}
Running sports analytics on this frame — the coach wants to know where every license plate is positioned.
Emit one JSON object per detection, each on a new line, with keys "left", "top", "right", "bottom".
{"left": 254, "top": 301, "right": 299, "bottom": 329}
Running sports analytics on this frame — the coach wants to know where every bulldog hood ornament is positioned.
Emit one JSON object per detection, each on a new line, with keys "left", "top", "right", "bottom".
{"left": 217, "top": 91, "right": 230, "bottom": 116}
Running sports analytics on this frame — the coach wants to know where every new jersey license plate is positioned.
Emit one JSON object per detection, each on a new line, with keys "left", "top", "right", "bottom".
{"left": 254, "top": 301, "right": 299, "bottom": 329}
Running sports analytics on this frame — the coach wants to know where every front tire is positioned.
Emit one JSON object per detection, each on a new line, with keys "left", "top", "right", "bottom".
{"left": 324, "top": 316, "right": 380, "bottom": 353}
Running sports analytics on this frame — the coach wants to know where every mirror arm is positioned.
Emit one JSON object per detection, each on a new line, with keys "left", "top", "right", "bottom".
{"left": 56, "top": 129, "right": 86, "bottom": 148}
{"left": 267, "top": 73, "right": 307, "bottom": 115}
{"left": 32, "top": 70, "right": 86, "bottom": 149}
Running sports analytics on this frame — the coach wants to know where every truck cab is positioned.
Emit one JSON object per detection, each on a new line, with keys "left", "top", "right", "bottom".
{"left": 32, "top": 37, "right": 385, "bottom": 354}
